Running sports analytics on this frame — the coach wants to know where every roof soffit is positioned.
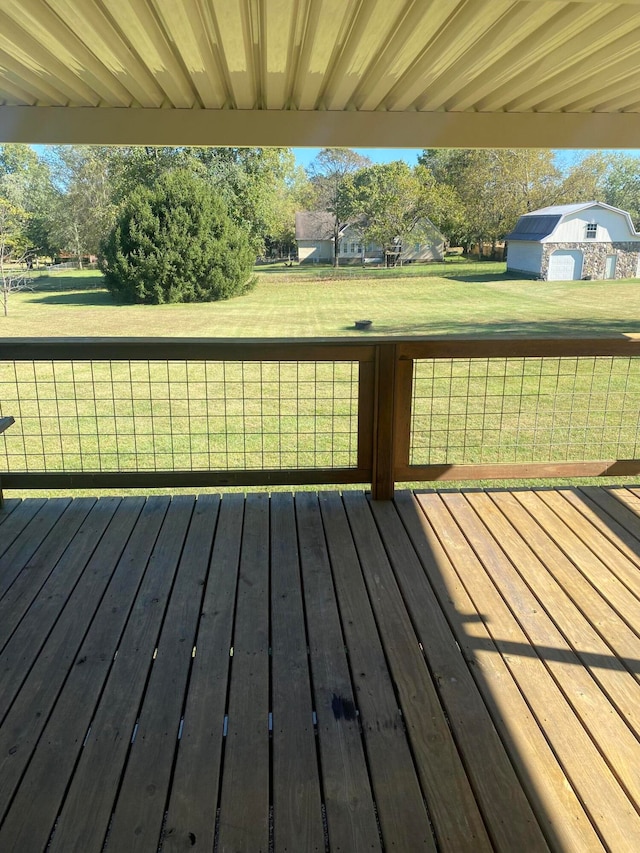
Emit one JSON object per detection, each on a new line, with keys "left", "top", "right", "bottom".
{"left": 2, "top": 0, "right": 640, "bottom": 146}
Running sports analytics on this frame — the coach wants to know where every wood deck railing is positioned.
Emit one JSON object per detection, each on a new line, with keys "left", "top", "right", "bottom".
{"left": 1, "top": 335, "right": 639, "bottom": 499}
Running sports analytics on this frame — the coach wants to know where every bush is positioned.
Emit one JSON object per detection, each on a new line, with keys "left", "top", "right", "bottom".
{"left": 99, "top": 170, "right": 256, "bottom": 304}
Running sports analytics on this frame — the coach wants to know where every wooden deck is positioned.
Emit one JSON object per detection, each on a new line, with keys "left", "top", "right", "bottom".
{"left": 2, "top": 487, "right": 640, "bottom": 852}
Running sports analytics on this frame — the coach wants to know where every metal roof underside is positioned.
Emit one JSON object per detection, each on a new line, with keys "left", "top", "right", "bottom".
{"left": 2, "top": 0, "right": 640, "bottom": 146}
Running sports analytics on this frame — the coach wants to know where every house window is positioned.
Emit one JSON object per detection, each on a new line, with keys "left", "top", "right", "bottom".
{"left": 585, "top": 223, "right": 597, "bottom": 239}
{"left": 350, "top": 243, "right": 357, "bottom": 254}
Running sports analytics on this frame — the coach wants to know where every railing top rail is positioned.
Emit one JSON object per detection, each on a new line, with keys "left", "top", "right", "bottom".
{"left": 397, "top": 334, "right": 640, "bottom": 359}
{"left": 0, "top": 337, "right": 378, "bottom": 362}
{"left": 1, "top": 334, "right": 639, "bottom": 361}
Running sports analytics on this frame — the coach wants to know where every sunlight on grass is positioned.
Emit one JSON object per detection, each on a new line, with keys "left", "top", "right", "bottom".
{"left": 2, "top": 263, "right": 639, "bottom": 338}
{"left": 1, "top": 264, "right": 639, "bottom": 497}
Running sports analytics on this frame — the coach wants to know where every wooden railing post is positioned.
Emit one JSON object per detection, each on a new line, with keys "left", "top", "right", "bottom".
{"left": 371, "top": 345, "right": 413, "bottom": 500}
{"left": 372, "top": 343, "right": 395, "bottom": 500}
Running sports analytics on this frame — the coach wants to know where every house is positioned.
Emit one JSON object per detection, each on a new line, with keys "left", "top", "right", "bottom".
{"left": 506, "top": 202, "right": 640, "bottom": 281}
{"left": 295, "top": 211, "right": 445, "bottom": 265}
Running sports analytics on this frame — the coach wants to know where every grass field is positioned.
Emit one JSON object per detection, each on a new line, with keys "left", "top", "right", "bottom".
{"left": 3, "top": 261, "right": 640, "bottom": 338}
{"left": 2, "top": 262, "right": 639, "bottom": 495}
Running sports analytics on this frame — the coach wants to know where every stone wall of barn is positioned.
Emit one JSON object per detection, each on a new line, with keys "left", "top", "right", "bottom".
{"left": 540, "top": 242, "right": 640, "bottom": 279}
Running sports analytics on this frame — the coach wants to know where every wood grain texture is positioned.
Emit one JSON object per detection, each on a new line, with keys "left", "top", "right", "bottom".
{"left": 217, "top": 493, "right": 271, "bottom": 853}
{"left": 5, "top": 498, "right": 176, "bottom": 853}
{"left": 4, "top": 487, "right": 640, "bottom": 851}
{"left": 396, "top": 490, "right": 604, "bottom": 853}
{"left": 0, "top": 497, "right": 70, "bottom": 595}
{"left": 163, "top": 493, "right": 244, "bottom": 853}
{"left": 296, "top": 491, "right": 382, "bottom": 852}
{"left": 0, "top": 497, "right": 101, "bottom": 648}
{"left": 319, "top": 491, "right": 436, "bottom": 850}
{"left": 344, "top": 491, "right": 493, "bottom": 853}
{"left": 270, "top": 492, "right": 324, "bottom": 852}
{"left": 417, "top": 490, "right": 640, "bottom": 851}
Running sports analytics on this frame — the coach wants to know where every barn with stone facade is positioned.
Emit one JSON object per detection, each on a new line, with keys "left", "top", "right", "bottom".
{"left": 505, "top": 202, "right": 640, "bottom": 281}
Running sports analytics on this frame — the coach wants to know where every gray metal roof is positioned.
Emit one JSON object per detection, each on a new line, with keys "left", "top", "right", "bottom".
{"left": 526, "top": 202, "right": 600, "bottom": 216}
{"left": 505, "top": 214, "right": 562, "bottom": 242}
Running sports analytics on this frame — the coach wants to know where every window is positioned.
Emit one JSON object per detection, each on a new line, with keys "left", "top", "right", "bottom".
{"left": 586, "top": 223, "right": 597, "bottom": 239}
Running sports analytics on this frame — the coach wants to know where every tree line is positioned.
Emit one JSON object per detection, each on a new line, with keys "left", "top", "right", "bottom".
{"left": 0, "top": 145, "right": 311, "bottom": 266}
{"left": 1, "top": 144, "right": 639, "bottom": 304}
{"left": 311, "top": 149, "right": 640, "bottom": 266}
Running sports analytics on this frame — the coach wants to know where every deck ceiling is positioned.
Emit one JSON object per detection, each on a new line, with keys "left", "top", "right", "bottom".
{"left": 2, "top": 0, "right": 640, "bottom": 146}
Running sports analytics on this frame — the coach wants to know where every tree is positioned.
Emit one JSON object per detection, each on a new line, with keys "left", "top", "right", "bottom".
{"left": 342, "top": 161, "right": 463, "bottom": 264}
{"left": 106, "top": 146, "right": 302, "bottom": 257}
{"left": 308, "top": 148, "right": 371, "bottom": 266}
{"left": 99, "top": 170, "right": 256, "bottom": 304}
{"left": 193, "top": 147, "right": 302, "bottom": 256}
{"left": 420, "top": 148, "right": 561, "bottom": 256}
{"left": 45, "top": 146, "right": 118, "bottom": 266}
{"left": 0, "top": 197, "right": 31, "bottom": 316}
{"left": 0, "top": 144, "right": 58, "bottom": 258}
{"left": 554, "top": 152, "right": 612, "bottom": 207}
{"left": 603, "top": 154, "right": 640, "bottom": 228}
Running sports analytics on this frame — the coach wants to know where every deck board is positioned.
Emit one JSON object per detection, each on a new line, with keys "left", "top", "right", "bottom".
{"left": 320, "top": 491, "right": 436, "bottom": 852}
{"left": 270, "top": 492, "right": 325, "bottom": 853}
{"left": 370, "top": 494, "right": 547, "bottom": 852}
{"left": 3, "top": 486, "right": 640, "bottom": 851}
{"left": 0, "top": 498, "right": 70, "bottom": 593}
{"left": 394, "top": 491, "right": 605, "bottom": 853}
{"left": 343, "top": 491, "right": 494, "bottom": 852}
{"left": 217, "top": 493, "right": 271, "bottom": 853}
{"left": 442, "top": 492, "right": 640, "bottom": 815}
{"left": 417, "top": 490, "right": 640, "bottom": 851}
{"left": 0, "top": 497, "right": 111, "bottom": 651}
{"left": 163, "top": 493, "right": 244, "bottom": 853}
{"left": 296, "top": 492, "right": 381, "bottom": 852}
{"left": 0, "top": 498, "right": 47, "bottom": 556}
{"left": 0, "top": 498, "right": 22, "bottom": 527}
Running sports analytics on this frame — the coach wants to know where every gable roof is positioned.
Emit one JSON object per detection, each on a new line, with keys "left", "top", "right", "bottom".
{"left": 3, "top": 2, "right": 640, "bottom": 148}
{"left": 295, "top": 212, "right": 339, "bottom": 241}
{"left": 506, "top": 201, "right": 640, "bottom": 241}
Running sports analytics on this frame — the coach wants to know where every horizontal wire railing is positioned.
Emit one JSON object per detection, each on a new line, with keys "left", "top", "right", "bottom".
{"left": 1, "top": 337, "right": 640, "bottom": 496}
{"left": 410, "top": 355, "right": 640, "bottom": 466}
{"left": 0, "top": 359, "right": 360, "bottom": 475}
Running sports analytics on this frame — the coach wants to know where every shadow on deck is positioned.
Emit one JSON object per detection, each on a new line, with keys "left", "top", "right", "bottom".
{"left": 1, "top": 486, "right": 640, "bottom": 852}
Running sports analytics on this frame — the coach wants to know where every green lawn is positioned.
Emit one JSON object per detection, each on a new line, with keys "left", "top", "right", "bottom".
{"left": 3, "top": 261, "right": 639, "bottom": 338}
{"left": 2, "top": 262, "right": 639, "bottom": 496}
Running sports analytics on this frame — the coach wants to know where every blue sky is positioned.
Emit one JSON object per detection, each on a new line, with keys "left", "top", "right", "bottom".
{"left": 292, "top": 147, "right": 423, "bottom": 170}
{"left": 292, "top": 147, "right": 640, "bottom": 172}
{"left": 32, "top": 144, "right": 640, "bottom": 173}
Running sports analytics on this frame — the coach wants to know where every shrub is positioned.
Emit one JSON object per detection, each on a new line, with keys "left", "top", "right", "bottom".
{"left": 99, "top": 170, "right": 256, "bottom": 304}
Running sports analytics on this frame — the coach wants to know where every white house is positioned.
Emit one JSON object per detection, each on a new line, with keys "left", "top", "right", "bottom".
{"left": 295, "top": 211, "right": 445, "bottom": 265}
{"left": 505, "top": 202, "right": 640, "bottom": 281}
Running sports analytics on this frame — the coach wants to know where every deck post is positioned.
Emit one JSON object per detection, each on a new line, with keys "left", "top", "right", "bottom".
{"left": 371, "top": 344, "right": 398, "bottom": 500}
